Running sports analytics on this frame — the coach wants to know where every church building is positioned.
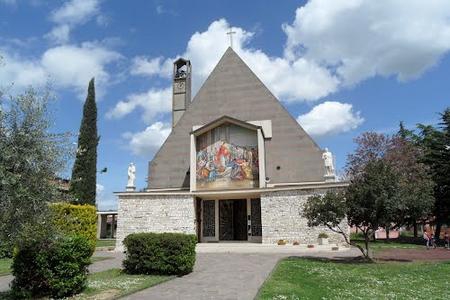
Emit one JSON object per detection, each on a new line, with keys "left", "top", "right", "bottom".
{"left": 115, "top": 48, "right": 348, "bottom": 250}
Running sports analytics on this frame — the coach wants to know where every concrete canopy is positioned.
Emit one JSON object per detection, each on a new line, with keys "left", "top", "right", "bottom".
{"left": 148, "top": 47, "right": 325, "bottom": 189}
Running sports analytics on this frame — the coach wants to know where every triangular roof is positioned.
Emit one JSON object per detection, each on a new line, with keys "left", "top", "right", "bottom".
{"left": 148, "top": 47, "right": 325, "bottom": 188}
{"left": 191, "top": 115, "right": 261, "bottom": 136}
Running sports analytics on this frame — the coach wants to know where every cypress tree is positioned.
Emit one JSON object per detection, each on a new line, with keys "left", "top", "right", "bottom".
{"left": 70, "top": 78, "right": 98, "bottom": 205}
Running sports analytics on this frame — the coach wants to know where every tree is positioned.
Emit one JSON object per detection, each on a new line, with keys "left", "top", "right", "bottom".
{"left": 417, "top": 108, "right": 450, "bottom": 238}
{"left": 386, "top": 127, "right": 435, "bottom": 237}
{"left": 0, "top": 88, "right": 68, "bottom": 257}
{"left": 303, "top": 130, "right": 435, "bottom": 259}
{"left": 350, "top": 160, "right": 401, "bottom": 257}
{"left": 70, "top": 78, "right": 98, "bottom": 205}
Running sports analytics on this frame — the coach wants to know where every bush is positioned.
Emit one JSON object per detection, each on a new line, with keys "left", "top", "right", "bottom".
{"left": 51, "top": 203, "right": 97, "bottom": 250}
{"left": 123, "top": 232, "right": 196, "bottom": 276}
{"left": 0, "top": 240, "right": 13, "bottom": 259}
{"left": 318, "top": 232, "right": 329, "bottom": 239}
{"left": 11, "top": 234, "right": 92, "bottom": 299}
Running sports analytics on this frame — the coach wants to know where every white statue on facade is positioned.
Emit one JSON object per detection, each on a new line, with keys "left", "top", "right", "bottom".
{"left": 127, "top": 163, "right": 136, "bottom": 190}
{"left": 322, "top": 148, "right": 335, "bottom": 177}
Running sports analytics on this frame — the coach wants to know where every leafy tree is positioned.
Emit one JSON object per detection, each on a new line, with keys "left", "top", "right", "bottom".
{"left": 417, "top": 108, "right": 450, "bottom": 238}
{"left": 350, "top": 160, "right": 401, "bottom": 257}
{"left": 70, "top": 78, "right": 99, "bottom": 205}
{"left": 304, "top": 130, "right": 435, "bottom": 259}
{"left": 0, "top": 88, "right": 68, "bottom": 257}
{"left": 386, "top": 127, "right": 435, "bottom": 237}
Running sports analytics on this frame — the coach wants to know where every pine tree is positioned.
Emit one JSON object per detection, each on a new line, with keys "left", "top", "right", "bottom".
{"left": 70, "top": 78, "right": 98, "bottom": 205}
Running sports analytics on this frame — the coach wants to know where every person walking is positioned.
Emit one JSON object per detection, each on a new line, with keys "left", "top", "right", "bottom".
{"left": 424, "top": 230, "right": 431, "bottom": 250}
{"left": 444, "top": 231, "right": 450, "bottom": 249}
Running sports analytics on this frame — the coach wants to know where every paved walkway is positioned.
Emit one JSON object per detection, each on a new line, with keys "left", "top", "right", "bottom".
{"left": 0, "top": 251, "right": 123, "bottom": 293}
{"left": 124, "top": 246, "right": 360, "bottom": 300}
{"left": 1, "top": 245, "right": 360, "bottom": 299}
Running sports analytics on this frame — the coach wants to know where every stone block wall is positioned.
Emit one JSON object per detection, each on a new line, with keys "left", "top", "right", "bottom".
{"left": 261, "top": 189, "right": 349, "bottom": 245}
{"left": 115, "top": 194, "right": 196, "bottom": 251}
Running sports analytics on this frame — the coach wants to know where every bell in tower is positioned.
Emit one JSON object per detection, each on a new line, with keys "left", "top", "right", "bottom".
{"left": 172, "top": 58, "right": 192, "bottom": 128}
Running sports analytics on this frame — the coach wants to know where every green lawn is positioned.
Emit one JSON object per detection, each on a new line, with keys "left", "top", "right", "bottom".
{"left": 257, "top": 258, "right": 450, "bottom": 300}
{"left": 353, "top": 239, "right": 423, "bottom": 253}
{"left": 0, "top": 258, "right": 12, "bottom": 276}
{"left": 0, "top": 269, "right": 172, "bottom": 299}
{"left": 96, "top": 239, "right": 116, "bottom": 248}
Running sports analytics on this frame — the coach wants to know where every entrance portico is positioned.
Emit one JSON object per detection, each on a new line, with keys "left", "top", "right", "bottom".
{"left": 197, "top": 196, "right": 262, "bottom": 243}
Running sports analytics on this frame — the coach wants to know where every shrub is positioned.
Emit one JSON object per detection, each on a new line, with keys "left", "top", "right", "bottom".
{"left": 0, "top": 240, "right": 13, "bottom": 259}
{"left": 277, "top": 239, "right": 287, "bottom": 245}
{"left": 318, "top": 232, "right": 329, "bottom": 239}
{"left": 11, "top": 234, "right": 92, "bottom": 299}
{"left": 51, "top": 203, "right": 97, "bottom": 250}
{"left": 123, "top": 232, "right": 196, "bottom": 276}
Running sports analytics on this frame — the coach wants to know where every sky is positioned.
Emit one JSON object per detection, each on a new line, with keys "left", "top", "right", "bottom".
{"left": 1, "top": 0, "right": 449, "bottom": 210}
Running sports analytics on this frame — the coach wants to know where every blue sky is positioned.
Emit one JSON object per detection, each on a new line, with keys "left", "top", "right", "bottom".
{"left": 1, "top": 0, "right": 449, "bottom": 210}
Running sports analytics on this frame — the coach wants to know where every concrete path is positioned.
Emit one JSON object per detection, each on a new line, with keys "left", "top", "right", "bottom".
{"left": 124, "top": 247, "right": 360, "bottom": 300}
{"left": 0, "top": 251, "right": 123, "bottom": 293}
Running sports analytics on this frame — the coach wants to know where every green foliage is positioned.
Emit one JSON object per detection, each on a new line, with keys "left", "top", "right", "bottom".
{"left": 123, "top": 233, "right": 197, "bottom": 276}
{"left": 0, "top": 88, "right": 68, "bottom": 258}
{"left": 50, "top": 202, "right": 97, "bottom": 251}
{"left": 318, "top": 232, "right": 329, "bottom": 239}
{"left": 417, "top": 107, "right": 450, "bottom": 237}
{"left": 70, "top": 78, "right": 99, "bottom": 205}
{"left": 11, "top": 234, "right": 92, "bottom": 299}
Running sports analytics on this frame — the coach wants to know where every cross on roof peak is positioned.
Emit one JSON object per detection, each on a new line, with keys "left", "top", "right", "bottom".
{"left": 226, "top": 27, "right": 236, "bottom": 49}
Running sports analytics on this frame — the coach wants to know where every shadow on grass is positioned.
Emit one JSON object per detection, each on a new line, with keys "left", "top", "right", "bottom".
{"left": 286, "top": 255, "right": 374, "bottom": 264}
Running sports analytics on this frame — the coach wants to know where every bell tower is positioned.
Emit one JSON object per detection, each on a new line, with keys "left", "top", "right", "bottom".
{"left": 172, "top": 58, "right": 192, "bottom": 128}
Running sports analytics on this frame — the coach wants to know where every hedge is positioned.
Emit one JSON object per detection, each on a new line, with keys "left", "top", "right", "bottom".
{"left": 123, "top": 232, "right": 197, "bottom": 276}
{"left": 50, "top": 203, "right": 97, "bottom": 250}
{"left": 11, "top": 234, "right": 92, "bottom": 299}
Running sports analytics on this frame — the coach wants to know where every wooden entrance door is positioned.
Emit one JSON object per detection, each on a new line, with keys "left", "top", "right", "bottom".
{"left": 219, "top": 199, "right": 247, "bottom": 241}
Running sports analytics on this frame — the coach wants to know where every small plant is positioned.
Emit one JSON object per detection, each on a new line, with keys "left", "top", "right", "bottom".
{"left": 318, "top": 232, "right": 329, "bottom": 239}
{"left": 293, "top": 241, "right": 300, "bottom": 246}
{"left": 307, "top": 244, "right": 315, "bottom": 248}
{"left": 277, "top": 239, "right": 287, "bottom": 245}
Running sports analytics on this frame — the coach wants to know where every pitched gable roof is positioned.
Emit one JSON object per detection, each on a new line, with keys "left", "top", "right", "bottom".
{"left": 148, "top": 47, "right": 325, "bottom": 188}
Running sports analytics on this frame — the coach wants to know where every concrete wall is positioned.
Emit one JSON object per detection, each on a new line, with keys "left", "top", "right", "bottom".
{"left": 261, "top": 189, "right": 349, "bottom": 245}
{"left": 115, "top": 194, "right": 196, "bottom": 251}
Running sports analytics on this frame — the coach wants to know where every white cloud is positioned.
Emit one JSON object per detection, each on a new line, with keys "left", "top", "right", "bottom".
{"left": 283, "top": 0, "right": 450, "bottom": 85}
{"left": 297, "top": 101, "right": 364, "bottom": 137}
{"left": 127, "top": 18, "right": 339, "bottom": 111}
{"left": 130, "top": 56, "right": 170, "bottom": 77}
{"left": 47, "top": 0, "right": 102, "bottom": 44}
{"left": 123, "top": 122, "right": 171, "bottom": 156}
{"left": 106, "top": 87, "right": 171, "bottom": 123}
{"left": 0, "top": 43, "right": 121, "bottom": 97}
{"left": 45, "top": 24, "right": 71, "bottom": 44}
{"left": 50, "top": 0, "right": 100, "bottom": 25}
{"left": 41, "top": 43, "right": 121, "bottom": 94}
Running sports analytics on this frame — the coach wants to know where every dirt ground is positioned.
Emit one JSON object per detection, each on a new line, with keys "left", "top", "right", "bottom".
{"left": 376, "top": 247, "right": 450, "bottom": 262}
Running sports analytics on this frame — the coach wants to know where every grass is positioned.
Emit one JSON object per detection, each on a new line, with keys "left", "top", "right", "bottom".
{"left": 0, "top": 268, "right": 172, "bottom": 299}
{"left": 353, "top": 239, "right": 423, "bottom": 253}
{"left": 257, "top": 258, "right": 450, "bottom": 300}
{"left": 0, "top": 258, "right": 12, "bottom": 276}
{"left": 96, "top": 239, "right": 116, "bottom": 248}
{"left": 71, "top": 268, "right": 172, "bottom": 299}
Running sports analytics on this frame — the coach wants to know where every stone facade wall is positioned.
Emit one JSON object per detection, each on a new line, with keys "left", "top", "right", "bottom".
{"left": 115, "top": 194, "right": 196, "bottom": 251}
{"left": 261, "top": 189, "right": 349, "bottom": 245}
